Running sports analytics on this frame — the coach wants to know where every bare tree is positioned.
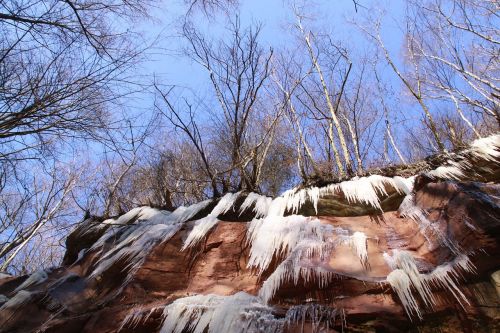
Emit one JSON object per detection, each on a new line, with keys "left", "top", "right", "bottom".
{"left": 404, "top": 0, "right": 499, "bottom": 131}
{"left": 163, "top": 16, "right": 279, "bottom": 194}
{"left": 0, "top": 163, "right": 79, "bottom": 272}
{"left": 0, "top": 0, "right": 154, "bottom": 273}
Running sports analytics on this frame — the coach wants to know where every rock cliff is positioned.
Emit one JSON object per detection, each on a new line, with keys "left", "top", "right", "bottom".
{"left": 1, "top": 135, "right": 499, "bottom": 332}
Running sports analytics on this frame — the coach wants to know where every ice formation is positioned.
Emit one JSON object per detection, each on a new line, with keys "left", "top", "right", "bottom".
{"left": 386, "top": 269, "right": 422, "bottom": 319}
{"left": 182, "top": 216, "right": 219, "bottom": 250}
{"left": 0, "top": 290, "right": 32, "bottom": 311}
{"left": 238, "top": 174, "right": 417, "bottom": 220}
{"left": 246, "top": 215, "right": 334, "bottom": 274}
{"left": 393, "top": 176, "right": 415, "bottom": 194}
{"left": 248, "top": 213, "right": 369, "bottom": 302}
{"left": 257, "top": 225, "right": 352, "bottom": 303}
{"left": 424, "top": 255, "right": 475, "bottom": 308}
{"left": 88, "top": 202, "right": 211, "bottom": 283}
{"left": 317, "top": 175, "right": 415, "bottom": 211}
{"left": 259, "top": 245, "right": 337, "bottom": 303}
{"left": 285, "top": 303, "right": 340, "bottom": 332}
{"left": 385, "top": 250, "right": 474, "bottom": 319}
{"left": 338, "top": 177, "right": 383, "bottom": 210}
{"left": 468, "top": 134, "right": 500, "bottom": 162}
{"left": 427, "top": 164, "right": 465, "bottom": 180}
{"left": 398, "top": 193, "right": 459, "bottom": 252}
{"left": 424, "top": 134, "right": 499, "bottom": 181}
{"left": 13, "top": 269, "right": 48, "bottom": 292}
{"left": 159, "top": 292, "right": 284, "bottom": 333}
{"left": 348, "top": 231, "right": 368, "bottom": 267}
{"left": 239, "top": 192, "right": 273, "bottom": 218}
{"left": 119, "top": 305, "right": 164, "bottom": 331}
{"left": 384, "top": 250, "right": 434, "bottom": 308}
{"left": 182, "top": 192, "right": 241, "bottom": 250}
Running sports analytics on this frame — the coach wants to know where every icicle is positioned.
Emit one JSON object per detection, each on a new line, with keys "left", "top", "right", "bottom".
{"left": 87, "top": 205, "right": 200, "bottom": 288}
{"left": 89, "top": 222, "right": 181, "bottom": 280}
{"left": 0, "top": 290, "right": 32, "bottom": 311}
{"left": 427, "top": 163, "right": 465, "bottom": 180}
{"left": 338, "top": 177, "right": 382, "bottom": 210}
{"left": 267, "top": 197, "right": 287, "bottom": 217}
{"left": 13, "top": 269, "right": 48, "bottom": 292}
{"left": 239, "top": 193, "right": 272, "bottom": 218}
{"left": 182, "top": 192, "right": 241, "bottom": 250}
{"left": 468, "top": 134, "right": 500, "bottom": 162}
{"left": 257, "top": 232, "right": 349, "bottom": 303}
{"left": 285, "top": 303, "right": 339, "bottom": 332}
{"left": 366, "top": 175, "right": 391, "bottom": 196}
{"left": 209, "top": 192, "right": 242, "bottom": 217}
{"left": 398, "top": 193, "right": 459, "bottom": 253}
{"left": 424, "top": 254, "right": 475, "bottom": 309}
{"left": 119, "top": 305, "right": 163, "bottom": 331}
{"left": 386, "top": 269, "right": 422, "bottom": 319}
{"left": 259, "top": 254, "right": 336, "bottom": 304}
{"left": 348, "top": 232, "right": 368, "bottom": 267}
{"left": 392, "top": 176, "right": 415, "bottom": 195}
{"left": 387, "top": 250, "right": 434, "bottom": 307}
{"left": 285, "top": 189, "right": 308, "bottom": 214}
{"left": 159, "top": 292, "right": 284, "bottom": 333}
{"left": 308, "top": 187, "right": 320, "bottom": 214}
{"left": 170, "top": 199, "right": 212, "bottom": 224}
{"left": 246, "top": 215, "right": 334, "bottom": 274}
{"left": 385, "top": 251, "right": 475, "bottom": 319}
{"left": 181, "top": 216, "right": 218, "bottom": 250}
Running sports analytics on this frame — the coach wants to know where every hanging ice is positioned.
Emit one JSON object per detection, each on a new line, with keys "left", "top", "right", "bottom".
{"left": 427, "top": 161, "right": 465, "bottom": 180}
{"left": 385, "top": 250, "right": 474, "bottom": 319}
{"left": 384, "top": 250, "right": 434, "bottom": 308}
{"left": 387, "top": 269, "right": 422, "bottom": 319}
{"left": 0, "top": 290, "right": 33, "bottom": 311}
{"left": 424, "top": 254, "right": 475, "bottom": 308}
{"left": 239, "top": 192, "right": 273, "bottom": 218}
{"left": 468, "top": 134, "right": 500, "bottom": 162}
{"left": 13, "top": 269, "right": 48, "bottom": 292}
{"left": 182, "top": 192, "right": 241, "bottom": 250}
{"left": 159, "top": 292, "right": 284, "bottom": 333}
{"left": 87, "top": 203, "right": 210, "bottom": 287}
{"left": 348, "top": 232, "right": 368, "bottom": 267}
{"left": 398, "top": 193, "right": 459, "bottom": 252}
{"left": 246, "top": 215, "right": 334, "bottom": 274}
{"left": 285, "top": 303, "right": 340, "bottom": 332}
{"left": 181, "top": 216, "right": 219, "bottom": 250}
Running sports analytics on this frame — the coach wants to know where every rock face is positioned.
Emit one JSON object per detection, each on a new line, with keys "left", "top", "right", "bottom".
{"left": 0, "top": 136, "right": 499, "bottom": 333}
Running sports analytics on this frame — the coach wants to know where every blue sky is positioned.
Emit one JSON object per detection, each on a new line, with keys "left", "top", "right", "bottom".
{"left": 136, "top": 0, "right": 406, "bottom": 95}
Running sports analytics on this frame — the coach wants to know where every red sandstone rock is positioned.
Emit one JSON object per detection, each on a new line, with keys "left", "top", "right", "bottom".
{"left": 0, "top": 176, "right": 499, "bottom": 333}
